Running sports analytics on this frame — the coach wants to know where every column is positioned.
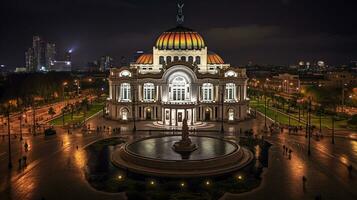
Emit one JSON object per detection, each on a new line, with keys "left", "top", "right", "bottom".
{"left": 162, "top": 108, "right": 165, "bottom": 124}
{"left": 241, "top": 86, "right": 244, "bottom": 101}
{"left": 169, "top": 108, "right": 172, "bottom": 126}
{"left": 175, "top": 109, "right": 178, "bottom": 126}
{"left": 191, "top": 108, "right": 194, "bottom": 125}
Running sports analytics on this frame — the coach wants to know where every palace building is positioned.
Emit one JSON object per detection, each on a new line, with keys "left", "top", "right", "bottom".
{"left": 106, "top": 3, "right": 249, "bottom": 126}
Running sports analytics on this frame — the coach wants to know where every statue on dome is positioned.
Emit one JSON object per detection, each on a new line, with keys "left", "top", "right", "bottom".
{"left": 176, "top": 1, "right": 185, "bottom": 25}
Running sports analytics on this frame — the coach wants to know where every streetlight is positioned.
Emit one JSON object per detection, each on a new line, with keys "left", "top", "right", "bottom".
{"left": 5, "top": 107, "right": 12, "bottom": 168}
{"left": 331, "top": 116, "right": 335, "bottom": 144}
{"left": 220, "top": 84, "right": 224, "bottom": 133}
{"left": 307, "top": 97, "right": 312, "bottom": 156}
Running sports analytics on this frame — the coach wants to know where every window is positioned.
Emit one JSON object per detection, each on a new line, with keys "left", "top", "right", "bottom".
{"left": 174, "top": 56, "right": 179, "bottom": 62}
{"left": 143, "top": 83, "right": 155, "bottom": 101}
{"left": 120, "top": 83, "right": 131, "bottom": 101}
{"left": 119, "top": 70, "right": 131, "bottom": 77}
{"left": 225, "top": 70, "right": 237, "bottom": 77}
{"left": 181, "top": 56, "right": 186, "bottom": 61}
{"left": 159, "top": 56, "right": 164, "bottom": 64}
{"left": 166, "top": 56, "right": 171, "bottom": 63}
{"left": 188, "top": 56, "right": 193, "bottom": 63}
{"left": 228, "top": 109, "right": 234, "bottom": 121}
{"left": 202, "top": 83, "right": 213, "bottom": 102}
{"left": 121, "top": 108, "right": 128, "bottom": 120}
{"left": 225, "top": 83, "right": 235, "bottom": 101}
{"left": 195, "top": 56, "right": 201, "bottom": 64}
{"left": 170, "top": 76, "right": 189, "bottom": 101}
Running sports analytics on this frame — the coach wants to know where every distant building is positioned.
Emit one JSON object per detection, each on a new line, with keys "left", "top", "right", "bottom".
{"left": 99, "top": 56, "right": 114, "bottom": 71}
{"left": 25, "top": 47, "right": 35, "bottom": 71}
{"left": 14, "top": 67, "right": 27, "bottom": 73}
{"left": 50, "top": 60, "right": 71, "bottom": 72}
{"left": 25, "top": 36, "right": 56, "bottom": 71}
{"left": 46, "top": 43, "right": 56, "bottom": 70}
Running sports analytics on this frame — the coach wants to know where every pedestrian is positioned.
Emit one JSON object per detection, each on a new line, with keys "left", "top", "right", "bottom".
{"left": 24, "top": 142, "right": 28, "bottom": 152}
{"left": 18, "top": 158, "right": 22, "bottom": 169}
{"left": 283, "top": 145, "right": 286, "bottom": 154}
{"left": 348, "top": 164, "right": 353, "bottom": 174}
{"left": 22, "top": 156, "right": 27, "bottom": 166}
{"left": 76, "top": 145, "right": 78, "bottom": 150}
{"left": 289, "top": 149, "right": 292, "bottom": 159}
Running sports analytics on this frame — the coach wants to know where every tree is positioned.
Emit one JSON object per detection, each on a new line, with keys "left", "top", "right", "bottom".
{"left": 48, "top": 107, "right": 56, "bottom": 119}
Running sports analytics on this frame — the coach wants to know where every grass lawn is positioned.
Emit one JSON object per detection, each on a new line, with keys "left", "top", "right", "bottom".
{"left": 49, "top": 102, "right": 104, "bottom": 126}
{"left": 250, "top": 100, "right": 352, "bottom": 130}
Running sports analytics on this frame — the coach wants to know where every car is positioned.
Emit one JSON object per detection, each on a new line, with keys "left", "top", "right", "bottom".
{"left": 44, "top": 128, "right": 56, "bottom": 136}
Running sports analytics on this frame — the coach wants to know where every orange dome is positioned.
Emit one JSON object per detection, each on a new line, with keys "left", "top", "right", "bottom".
{"left": 207, "top": 52, "right": 224, "bottom": 64}
{"left": 155, "top": 26, "right": 205, "bottom": 50}
{"left": 136, "top": 54, "right": 153, "bottom": 64}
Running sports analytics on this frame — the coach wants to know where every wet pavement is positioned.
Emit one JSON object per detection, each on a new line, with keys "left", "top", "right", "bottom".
{"left": 0, "top": 113, "right": 356, "bottom": 200}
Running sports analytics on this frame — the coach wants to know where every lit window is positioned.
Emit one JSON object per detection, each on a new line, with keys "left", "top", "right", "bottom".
{"left": 120, "top": 83, "right": 131, "bottom": 101}
{"left": 225, "top": 83, "right": 236, "bottom": 101}
{"left": 120, "top": 70, "right": 131, "bottom": 77}
{"left": 228, "top": 109, "right": 234, "bottom": 121}
{"left": 143, "top": 83, "right": 155, "bottom": 101}
{"left": 225, "top": 70, "right": 237, "bottom": 77}
{"left": 202, "top": 83, "right": 213, "bottom": 102}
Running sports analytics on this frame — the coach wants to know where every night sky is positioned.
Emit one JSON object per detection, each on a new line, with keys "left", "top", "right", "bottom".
{"left": 1, "top": 0, "right": 357, "bottom": 68}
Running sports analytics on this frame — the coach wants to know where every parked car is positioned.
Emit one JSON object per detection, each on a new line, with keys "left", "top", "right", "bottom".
{"left": 44, "top": 128, "right": 56, "bottom": 136}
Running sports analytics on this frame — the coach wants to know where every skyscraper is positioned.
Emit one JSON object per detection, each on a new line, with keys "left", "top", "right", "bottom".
{"left": 25, "top": 47, "right": 35, "bottom": 72}
{"left": 46, "top": 43, "right": 56, "bottom": 69}
{"left": 25, "top": 36, "right": 56, "bottom": 72}
{"left": 99, "top": 56, "right": 114, "bottom": 71}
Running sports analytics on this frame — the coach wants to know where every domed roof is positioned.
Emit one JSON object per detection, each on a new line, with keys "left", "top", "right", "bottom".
{"left": 207, "top": 52, "right": 224, "bottom": 64}
{"left": 136, "top": 54, "right": 153, "bottom": 64}
{"left": 155, "top": 26, "right": 205, "bottom": 50}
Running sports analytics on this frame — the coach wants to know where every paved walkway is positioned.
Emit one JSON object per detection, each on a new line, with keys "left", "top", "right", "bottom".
{"left": 0, "top": 114, "right": 356, "bottom": 200}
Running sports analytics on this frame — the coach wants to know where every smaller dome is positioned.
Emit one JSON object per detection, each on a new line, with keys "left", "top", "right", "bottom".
{"left": 207, "top": 52, "right": 224, "bottom": 64}
{"left": 136, "top": 54, "right": 153, "bottom": 64}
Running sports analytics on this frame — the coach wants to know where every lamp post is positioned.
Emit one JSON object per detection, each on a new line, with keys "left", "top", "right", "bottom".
{"left": 308, "top": 97, "right": 312, "bottom": 156}
{"left": 331, "top": 116, "right": 335, "bottom": 144}
{"left": 220, "top": 85, "right": 224, "bottom": 133}
{"left": 132, "top": 83, "right": 137, "bottom": 132}
{"left": 19, "top": 112, "right": 23, "bottom": 141}
{"left": 6, "top": 109, "right": 12, "bottom": 168}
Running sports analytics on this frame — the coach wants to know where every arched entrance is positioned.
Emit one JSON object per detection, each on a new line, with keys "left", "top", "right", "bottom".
{"left": 205, "top": 108, "right": 211, "bottom": 121}
{"left": 121, "top": 108, "right": 129, "bottom": 121}
{"left": 146, "top": 108, "right": 152, "bottom": 120}
{"left": 228, "top": 108, "right": 234, "bottom": 121}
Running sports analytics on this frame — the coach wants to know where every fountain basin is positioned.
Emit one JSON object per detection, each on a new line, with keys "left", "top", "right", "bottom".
{"left": 111, "top": 135, "right": 253, "bottom": 177}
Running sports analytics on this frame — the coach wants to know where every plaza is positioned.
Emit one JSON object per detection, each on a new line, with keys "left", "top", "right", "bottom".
{"left": 0, "top": 113, "right": 356, "bottom": 199}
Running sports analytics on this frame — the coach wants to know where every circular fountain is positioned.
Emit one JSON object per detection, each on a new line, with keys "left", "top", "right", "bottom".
{"left": 111, "top": 119, "right": 253, "bottom": 177}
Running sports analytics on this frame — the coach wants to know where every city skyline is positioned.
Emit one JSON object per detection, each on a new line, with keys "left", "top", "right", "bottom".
{"left": 1, "top": 0, "right": 357, "bottom": 68}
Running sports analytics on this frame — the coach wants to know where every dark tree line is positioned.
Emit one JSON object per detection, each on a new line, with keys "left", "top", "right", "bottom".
{"left": 0, "top": 72, "right": 73, "bottom": 108}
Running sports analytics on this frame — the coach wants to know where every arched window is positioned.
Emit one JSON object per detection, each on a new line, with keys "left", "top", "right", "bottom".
{"left": 159, "top": 56, "right": 165, "bottom": 64}
{"left": 228, "top": 109, "right": 234, "bottom": 121}
{"left": 202, "top": 83, "right": 213, "bottom": 102}
{"left": 225, "top": 70, "right": 237, "bottom": 77}
{"left": 166, "top": 56, "right": 172, "bottom": 63}
{"left": 180, "top": 56, "right": 186, "bottom": 62}
{"left": 143, "top": 83, "right": 155, "bottom": 101}
{"left": 119, "top": 70, "right": 131, "bottom": 77}
{"left": 174, "top": 56, "right": 179, "bottom": 62}
{"left": 225, "top": 83, "right": 236, "bottom": 101}
{"left": 170, "top": 76, "right": 188, "bottom": 101}
{"left": 121, "top": 108, "right": 129, "bottom": 120}
{"left": 188, "top": 56, "right": 194, "bottom": 63}
{"left": 120, "top": 83, "right": 131, "bottom": 101}
{"left": 195, "top": 56, "right": 201, "bottom": 64}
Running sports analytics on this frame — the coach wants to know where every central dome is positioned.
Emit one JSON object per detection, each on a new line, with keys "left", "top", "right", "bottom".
{"left": 155, "top": 26, "right": 206, "bottom": 50}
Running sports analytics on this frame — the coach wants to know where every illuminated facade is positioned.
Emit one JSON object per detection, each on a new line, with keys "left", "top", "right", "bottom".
{"left": 107, "top": 4, "right": 249, "bottom": 126}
